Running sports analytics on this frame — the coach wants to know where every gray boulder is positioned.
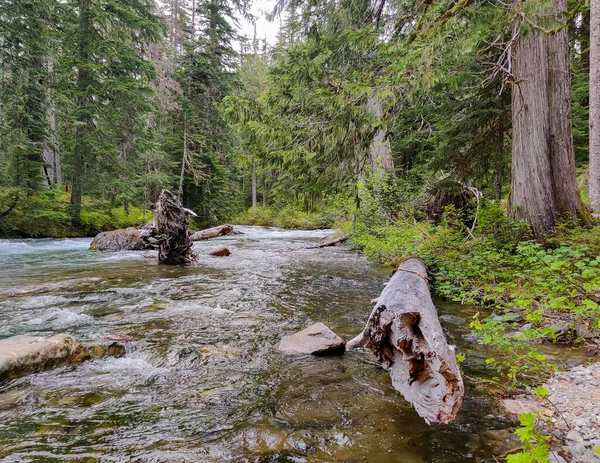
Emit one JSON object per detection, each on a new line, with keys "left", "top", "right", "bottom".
{"left": 0, "top": 334, "right": 90, "bottom": 381}
{"left": 277, "top": 323, "right": 345, "bottom": 355}
{"left": 89, "top": 226, "right": 155, "bottom": 251}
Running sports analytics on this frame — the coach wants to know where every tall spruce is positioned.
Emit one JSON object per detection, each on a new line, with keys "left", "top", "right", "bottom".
{"left": 67, "top": 0, "right": 162, "bottom": 219}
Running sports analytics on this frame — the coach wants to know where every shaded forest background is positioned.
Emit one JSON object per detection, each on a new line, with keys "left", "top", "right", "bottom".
{"left": 0, "top": 0, "right": 596, "bottom": 239}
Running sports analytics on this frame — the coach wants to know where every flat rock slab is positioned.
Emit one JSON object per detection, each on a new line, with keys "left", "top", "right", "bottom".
{"left": 499, "top": 399, "right": 548, "bottom": 420}
{"left": 277, "top": 323, "right": 345, "bottom": 356}
{"left": 0, "top": 335, "right": 90, "bottom": 381}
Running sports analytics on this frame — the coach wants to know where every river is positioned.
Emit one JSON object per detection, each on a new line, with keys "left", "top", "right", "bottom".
{"left": 0, "top": 227, "right": 521, "bottom": 462}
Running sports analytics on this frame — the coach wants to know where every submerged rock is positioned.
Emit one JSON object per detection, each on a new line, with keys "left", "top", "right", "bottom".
{"left": 0, "top": 334, "right": 90, "bottom": 381}
{"left": 488, "top": 312, "right": 523, "bottom": 323}
{"left": 208, "top": 247, "right": 231, "bottom": 257}
{"left": 277, "top": 323, "right": 345, "bottom": 356}
{"left": 85, "top": 341, "right": 126, "bottom": 359}
{"left": 89, "top": 227, "right": 152, "bottom": 252}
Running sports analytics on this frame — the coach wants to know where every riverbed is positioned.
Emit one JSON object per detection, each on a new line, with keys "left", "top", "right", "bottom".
{"left": 0, "top": 227, "right": 523, "bottom": 462}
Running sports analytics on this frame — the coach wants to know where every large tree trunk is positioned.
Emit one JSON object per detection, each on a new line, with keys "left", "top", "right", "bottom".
{"left": 509, "top": 26, "right": 556, "bottom": 238}
{"left": 590, "top": 0, "right": 600, "bottom": 215}
{"left": 347, "top": 258, "right": 464, "bottom": 424}
{"left": 155, "top": 189, "right": 194, "bottom": 264}
{"left": 367, "top": 96, "right": 395, "bottom": 179}
{"left": 509, "top": 0, "right": 590, "bottom": 240}
{"left": 547, "top": 0, "right": 589, "bottom": 222}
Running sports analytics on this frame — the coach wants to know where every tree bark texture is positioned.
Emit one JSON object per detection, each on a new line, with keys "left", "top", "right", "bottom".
{"left": 547, "top": 0, "right": 586, "bottom": 219}
{"left": 590, "top": 0, "right": 600, "bottom": 214}
{"left": 366, "top": 96, "right": 395, "bottom": 178}
{"left": 155, "top": 189, "right": 194, "bottom": 264}
{"left": 347, "top": 258, "right": 464, "bottom": 424}
{"left": 510, "top": 0, "right": 589, "bottom": 240}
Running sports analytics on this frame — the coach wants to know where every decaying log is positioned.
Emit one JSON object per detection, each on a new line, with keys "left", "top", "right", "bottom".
{"left": 277, "top": 234, "right": 350, "bottom": 252}
{"left": 155, "top": 189, "right": 194, "bottom": 264}
{"left": 190, "top": 224, "right": 233, "bottom": 241}
{"left": 306, "top": 234, "right": 350, "bottom": 249}
{"left": 348, "top": 257, "right": 464, "bottom": 424}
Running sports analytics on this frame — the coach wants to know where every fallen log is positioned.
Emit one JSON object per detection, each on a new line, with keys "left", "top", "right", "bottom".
{"left": 190, "top": 224, "right": 233, "bottom": 241}
{"left": 155, "top": 189, "right": 195, "bottom": 264}
{"left": 306, "top": 234, "right": 350, "bottom": 249}
{"left": 347, "top": 257, "right": 464, "bottom": 424}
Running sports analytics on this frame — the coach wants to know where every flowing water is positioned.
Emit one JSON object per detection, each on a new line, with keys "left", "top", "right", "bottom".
{"left": 0, "top": 227, "right": 552, "bottom": 462}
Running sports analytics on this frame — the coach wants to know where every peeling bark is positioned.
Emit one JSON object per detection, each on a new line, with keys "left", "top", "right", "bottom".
{"left": 348, "top": 258, "right": 464, "bottom": 424}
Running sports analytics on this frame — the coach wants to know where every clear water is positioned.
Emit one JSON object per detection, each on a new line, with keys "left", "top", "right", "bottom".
{"left": 0, "top": 227, "right": 529, "bottom": 462}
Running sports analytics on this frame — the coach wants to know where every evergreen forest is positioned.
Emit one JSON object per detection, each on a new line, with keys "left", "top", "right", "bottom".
{"left": 3, "top": 1, "right": 600, "bottom": 459}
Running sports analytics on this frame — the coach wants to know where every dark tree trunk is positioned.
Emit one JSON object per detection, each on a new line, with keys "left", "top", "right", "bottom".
{"left": 155, "top": 189, "right": 194, "bottom": 264}
{"left": 509, "top": 0, "right": 590, "bottom": 240}
{"left": 590, "top": 0, "right": 600, "bottom": 214}
{"left": 69, "top": 0, "right": 92, "bottom": 220}
{"left": 547, "top": 0, "right": 589, "bottom": 222}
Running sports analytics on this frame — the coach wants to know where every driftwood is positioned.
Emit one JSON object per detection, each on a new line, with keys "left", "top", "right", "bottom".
{"left": 190, "top": 224, "right": 233, "bottom": 241}
{"left": 155, "top": 190, "right": 194, "bottom": 264}
{"left": 348, "top": 258, "right": 464, "bottom": 424}
{"left": 306, "top": 234, "right": 350, "bottom": 249}
{"left": 277, "top": 234, "right": 350, "bottom": 252}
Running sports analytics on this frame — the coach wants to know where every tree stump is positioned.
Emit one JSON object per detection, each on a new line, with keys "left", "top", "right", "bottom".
{"left": 155, "top": 189, "right": 194, "bottom": 264}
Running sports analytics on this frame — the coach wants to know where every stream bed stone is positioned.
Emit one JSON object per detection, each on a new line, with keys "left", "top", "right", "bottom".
{"left": 0, "top": 334, "right": 90, "bottom": 381}
{"left": 277, "top": 322, "right": 346, "bottom": 355}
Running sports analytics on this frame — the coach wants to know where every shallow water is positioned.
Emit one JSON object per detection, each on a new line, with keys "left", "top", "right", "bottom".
{"left": 0, "top": 227, "right": 547, "bottom": 462}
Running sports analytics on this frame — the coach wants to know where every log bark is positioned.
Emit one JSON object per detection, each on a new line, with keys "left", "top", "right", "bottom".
{"left": 348, "top": 258, "right": 464, "bottom": 424}
{"left": 190, "top": 224, "right": 233, "bottom": 241}
{"left": 155, "top": 189, "right": 194, "bottom": 264}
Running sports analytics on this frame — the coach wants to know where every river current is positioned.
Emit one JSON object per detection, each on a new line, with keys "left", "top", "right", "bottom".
{"left": 0, "top": 227, "right": 516, "bottom": 462}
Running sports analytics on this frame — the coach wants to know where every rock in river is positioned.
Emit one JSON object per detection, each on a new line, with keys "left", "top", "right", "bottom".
{"left": 277, "top": 323, "right": 346, "bottom": 356}
{"left": 89, "top": 227, "right": 152, "bottom": 251}
{"left": 85, "top": 341, "right": 126, "bottom": 359}
{"left": 0, "top": 334, "right": 90, "bottom": 381}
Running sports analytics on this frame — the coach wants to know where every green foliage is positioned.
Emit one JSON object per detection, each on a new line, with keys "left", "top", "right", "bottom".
{"left": 233, "top": 204, "right": 345, "bottom": 230}
{"left": 350, "top": 196, "right": 600, "bottom": 386}
{"left": 506, "top": 413, "right": 551, "bottom": 463}
{"left": 0, "top": 190, "right": 150, "bottom": 238}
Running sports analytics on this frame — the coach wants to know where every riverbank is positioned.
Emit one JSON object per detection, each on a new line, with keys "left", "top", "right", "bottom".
{"left": 500, "top": 362, "right": 600, "bottom": 462}
{"left": 0, "top": 191, "right": 151, "bottom": 238}
{"left": 346, "top": 204, "right": 600, "bottom": 385}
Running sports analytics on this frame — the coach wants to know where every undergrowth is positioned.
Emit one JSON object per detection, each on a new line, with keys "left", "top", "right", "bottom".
{"left": 0, "top": 190, "right": 151, "bottom": 238}
{"left": 349, "top": 199, "right": 600, "bottom": 389}
{"left": 232, "top": 205, "right": 345, "bottom": 230}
